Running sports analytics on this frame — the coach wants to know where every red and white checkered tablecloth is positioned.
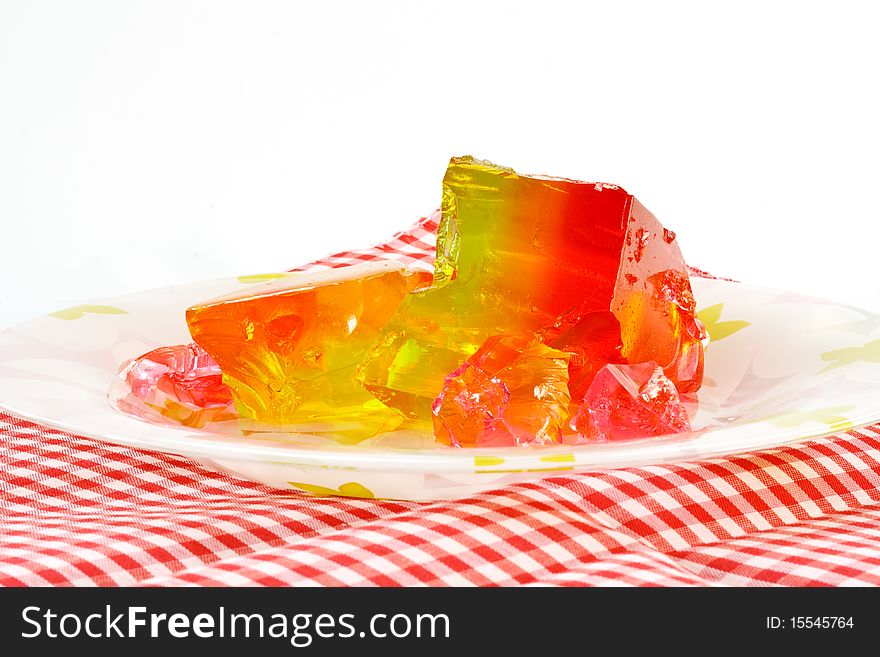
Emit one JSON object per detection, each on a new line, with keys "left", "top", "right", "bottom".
{"left": 2, "top": 214, "right": 880, "bottom": 587}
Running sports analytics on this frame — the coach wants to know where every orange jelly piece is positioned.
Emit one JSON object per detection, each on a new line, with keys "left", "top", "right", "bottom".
{"left": 432, "top": 333, "right": 571, "bottom": 447}
{"left": 186, "top": 262, "right": 430, "bottom": 434}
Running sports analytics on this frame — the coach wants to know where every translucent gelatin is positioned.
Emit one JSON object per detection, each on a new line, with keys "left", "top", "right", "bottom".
{"left": 431, "top": 333, "right": 571, "bottom": 447}
{"left": 570, "top": 362, "right": 691, "bottom": 441}
{"left": 186, "top": 262, "right": 430, "bottom": 433}
{"left": 543, "top": 311, "right": 625, "bottom": 403}
{"left": 358, "top": 156, "right": 705, "bottom": 420}
{"left": 129, "top": 155, "right": 704, "bottom": 447}
{"left": 615, "top": 267, "right": 706, "bottom": 393}
{"left": 119, "top": 343, "right": 236, "bottom": 428}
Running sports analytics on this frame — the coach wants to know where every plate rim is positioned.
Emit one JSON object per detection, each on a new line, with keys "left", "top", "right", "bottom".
{"left": 1, "top": 275, "right": 878, "bottom": 474}
{"left": 2, "top": 398, "right": 879, "bottom": 474}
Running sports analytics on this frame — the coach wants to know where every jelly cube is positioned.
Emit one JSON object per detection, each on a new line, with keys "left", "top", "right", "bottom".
{"left": 432, "top": 333, "right": 571, "bottom": 447}
{"left": 570, "top": 362, "right": 691, "bottom": 441}
{"left": 119, "top": 343, "right": 237, "bottom": 428}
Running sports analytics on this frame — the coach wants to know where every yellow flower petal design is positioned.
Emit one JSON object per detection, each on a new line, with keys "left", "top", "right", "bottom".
{"left": 820, "top": 339, "right": 880, "bottom": 373}
{"left": 237, "top": 273, "right": 291, "bottom": 284}
{"left": 288, "top": 481, "right": 376, "bottom": 499}
{"left": 473, "top": 454, "right": 576, "bottom": 473}
{"left": 697, "top": 303, "right": 749, "bottom": 342}
{"left": 764, "top": 405, "right": 855, "bottom": 432}
{"left": 337, "top": 482, "right": 375, "bottom": 498}
{"left": 539, "top": 453, "right": 575, "bottom": 463}
{"left": 49, "top": 304, "right": 128, "bottom": 320}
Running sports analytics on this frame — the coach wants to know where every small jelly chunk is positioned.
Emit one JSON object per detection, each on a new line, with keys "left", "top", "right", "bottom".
{"left": 186, "top": 261, "right": 428, "bottom": 432}
{"left": 570, "top": 362, "right": 691, "bottom": 441}
{"left": 615, "top": 267, "right": 707, "bottom": 393}
{"left": 358, "top": 156, "right": 706, "bottom": 420}
{"left": 120, "top": 343, "right": 237, "bottom": 428}
{"left": 432, "top": 333, "right": 571, "bottom": 447}
{"left": 543, "top": 311, "right": 625, "bottom": 403}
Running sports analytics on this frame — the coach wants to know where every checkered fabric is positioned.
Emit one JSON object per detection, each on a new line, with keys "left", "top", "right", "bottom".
{"left": 2, "top": 212, "right": 879, "bottom": 587}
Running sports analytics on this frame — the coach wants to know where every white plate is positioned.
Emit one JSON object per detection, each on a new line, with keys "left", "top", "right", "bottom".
{"left": 1, "top": 275, "right": 878, "bottom": 501}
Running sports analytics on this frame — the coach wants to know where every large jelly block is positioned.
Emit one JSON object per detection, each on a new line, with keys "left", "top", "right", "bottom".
{"left": 186, "top": 262, "right": 427, "bottom": 431}
{"left": 570, "top": 362, "right": 691, "bottom": 441}
{"left": 431, "top": 333, "right": 571, "bottom": 447}
{"left": 358, "top": 156, "right": 705, "bottom": 419}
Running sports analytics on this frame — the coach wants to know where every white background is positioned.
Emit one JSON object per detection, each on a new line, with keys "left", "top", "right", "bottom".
{"left": 1, "top": 1, "right": 878, "bottom": 330}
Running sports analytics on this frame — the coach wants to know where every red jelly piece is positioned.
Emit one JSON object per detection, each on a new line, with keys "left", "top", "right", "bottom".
{"left": 544, "top": 311, "right": 626, "bottom": 403}
{"left": 570, "top": 361, "right": 691, "bottom": 441}
{"left": 126, "top": 343, "right": 231, "bottom": 407}
{"left": 121, "top": 343, "right": 236, "bottom": 427}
